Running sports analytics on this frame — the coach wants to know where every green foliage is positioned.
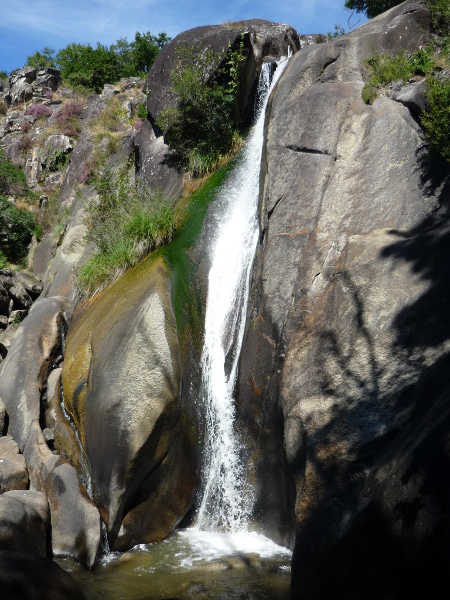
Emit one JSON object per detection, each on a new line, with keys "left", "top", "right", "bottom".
{"left": 421, "top": 76, "right": 450, "bottom": 159}
{"left": 44, "top": 149, "right": 69, "bottom": 172}
{"left": 78, "top": 165, "right": 176, "bottom": 293}
{"left": 0, "top": 147, "right": 28, "bottom": 197}
{"left": 344, "top": 0, "right": 403, "bottom": 19}
{"left": 429, "top": 0, "right": 450, "bottom": 35}
{"left": 26, "top": 47, "right": 56, "bottom": 70}
{"left": 56, "top": 42, "right": 119, "bottom": 93}
{"left": 0, "top": 70, "right": 8, "bottom": 81}
{"left": 156, "top": 36, "right": 245, "bottom": 176}
{"left": 362, "top": 51, "right": 416, "bottom": 104}
{"left": 0, "top": 196, "right": 36, "bottom": 262}
{"left": 0, "top": 250, "right": 7, "bottom": 269}
{"left": 53, "top": 31, "right": 170, "bottom": 93}
{"left": 361, "top": 32, "right": 450, "bottom": 160}
{"left": 328, "top": 24, "right": 346, "bottom": 38}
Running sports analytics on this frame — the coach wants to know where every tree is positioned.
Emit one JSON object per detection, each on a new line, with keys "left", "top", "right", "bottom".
{"left": 26, "top": 47, "right": 56, "bottom": 70}
{"left": 56, "top": 43, "right": 120, "bottom": 92}
{"left": 132, "top": 31, "right": 167, "bottom": 75}
{"left": 344, "top": 0, "right": 402, "bottom": 19}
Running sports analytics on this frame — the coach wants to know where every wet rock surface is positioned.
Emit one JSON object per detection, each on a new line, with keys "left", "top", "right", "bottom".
{"left": 0, "top": 549, "right": 88, "bottom": 600}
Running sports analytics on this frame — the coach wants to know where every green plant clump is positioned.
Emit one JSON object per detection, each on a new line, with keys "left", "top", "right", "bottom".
{"left": 0, "top": 147, "right": 28, "bottom": 197}
{"left": 422, "top": 76, "right": 450, "bottom": 159}
{"left": 78, "top": 166, "right": 176, "bottom": 294}
{"left": 156, "top": 35, "right": 245, "bottom": 177}
{"left": 0, "top": 196, "right": 36, "bottom": 263}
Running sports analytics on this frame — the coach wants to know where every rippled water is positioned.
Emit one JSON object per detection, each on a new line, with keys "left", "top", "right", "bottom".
{"left": 60, "top": 530, "right": 291, "bottom": 600}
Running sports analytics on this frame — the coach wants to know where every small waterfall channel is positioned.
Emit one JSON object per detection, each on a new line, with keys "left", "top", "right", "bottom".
{"left": 196, "top": 58, "right": 288, "bottom": 534}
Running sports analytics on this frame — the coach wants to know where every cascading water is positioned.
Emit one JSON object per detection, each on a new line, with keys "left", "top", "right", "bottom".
{"left": 61, "top": 55, "right": 293, "bottom": 600}
{"left": 195, "top": 56, "right": 290, "bottom": 535}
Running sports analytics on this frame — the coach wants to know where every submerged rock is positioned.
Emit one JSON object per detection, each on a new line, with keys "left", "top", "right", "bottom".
{"left": 0, "top": 549, "right": 88, "bottom": 600}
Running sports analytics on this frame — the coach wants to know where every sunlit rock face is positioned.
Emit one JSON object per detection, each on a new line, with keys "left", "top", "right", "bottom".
{"left": 62, "top": 256, "right": 196, "bottom": 551}
{"left": 237, "top": 0, "right": 450, "bottom": 597}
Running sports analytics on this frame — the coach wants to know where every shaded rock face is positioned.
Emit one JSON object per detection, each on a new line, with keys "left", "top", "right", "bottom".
{"left": 237, "top": 0, "right": 450, "bottom": 597}
{"left": 137, "top": 20, "right": 300, "bottom": 193}
{"left": 0, "top": 549, "right": 88, "bottom": 600}
{"left": 0, "top": 490, "right": 49, "bottom": 557}
{"left": 62, "top": 256, "right": 196, "bottom": 550}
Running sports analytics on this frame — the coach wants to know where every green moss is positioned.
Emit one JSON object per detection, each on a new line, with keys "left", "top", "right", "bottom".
{"left": 159, "top": 159, "right": 236, "bottom": 337}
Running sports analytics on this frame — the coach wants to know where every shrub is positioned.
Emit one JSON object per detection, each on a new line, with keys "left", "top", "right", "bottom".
{"left": 156, "top": 36, "right": 245, "bottom": 176}
{"left": 328, "top": 24, "right": 346, "bottom": 38}
{"left": 17, "top": 135, "right": 33, "bottom": 155}
{"left": 421, "top": 76, "right": 450, "bottom": 159}
{"left": 54, "top": 100, "right": 83, "bottom": 136}
{"left": 78, "top": 166, "right": 176, "bottom": 294}
{"left": 25, "top": 104, "right": 52, "bottom": 119}
{"left": 0, "top": 196, "right": 36, "bottom": 262}
{"left": 44, "top": 148, "right": 69, "bottom": 172}
{"left": 26, "top": 47, "right": 56, "bottom": 70}
{"left": 0, "top": 249, "right": 7, "bottom": 269}
{"left": 79, "top": 158, "right": 96, "bottom": 184}
{"left": 0, "top": 147, "right": 28, "bottom": 196}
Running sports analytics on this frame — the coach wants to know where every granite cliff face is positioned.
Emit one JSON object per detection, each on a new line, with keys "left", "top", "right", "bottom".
{"left": 237, "top": 0, "right": 450, "bottom": 597}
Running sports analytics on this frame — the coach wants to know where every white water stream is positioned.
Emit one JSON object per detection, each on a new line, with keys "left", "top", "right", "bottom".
{"left": 194, "top": 56, "right": 290, "bottom": 546}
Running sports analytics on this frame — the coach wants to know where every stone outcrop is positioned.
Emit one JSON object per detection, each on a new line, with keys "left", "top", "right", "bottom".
{"left": 137, "top": 20, "right": 300, "bottom": 195}
{"left": 0, "top": 436, "right": 28, "bottom": 492}
{"left": 237, "top": 1, "right": 450, "bottom": 598}
{"left": 2, "top": 67, "right": 61, "bottom": 106}
{"left": 62, "top": 256, "right": 196, "bottom": 550}
{"left": 0, "top": 490, "right": 49, "bottom": 557}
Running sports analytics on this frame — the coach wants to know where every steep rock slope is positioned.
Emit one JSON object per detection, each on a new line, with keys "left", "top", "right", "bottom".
{"left": 238, "top": 1, "right": 450, "bottom": 597}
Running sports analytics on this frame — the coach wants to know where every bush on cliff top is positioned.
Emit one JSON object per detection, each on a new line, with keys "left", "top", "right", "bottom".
{"left": 28, "top": 32, "right": 170, "bottom": 93}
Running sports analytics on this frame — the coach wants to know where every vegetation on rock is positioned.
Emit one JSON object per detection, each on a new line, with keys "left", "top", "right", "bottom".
{"left": 362, "top": 0, "right": 450, "bottom": 159}
{"left": 156, "top": 37, "right": 245, "bottom": 176}
{"left": 78, "top": 165, "right": 176, "bottom": 294}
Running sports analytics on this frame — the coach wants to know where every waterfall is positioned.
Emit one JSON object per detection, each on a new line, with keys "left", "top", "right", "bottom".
{"left": 196, "top": 56, "right": 290, "bottom": 533}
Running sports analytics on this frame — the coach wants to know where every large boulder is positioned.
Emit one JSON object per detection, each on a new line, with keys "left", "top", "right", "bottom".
{"left": 0, "top": 549, "right": 88, "bottom": 600}
{"left": 23, "top": 422, "right": 100, "bottom": 567}
{"left": 0, "top": 490, "right": 48, "bottom": 557}
{"left": 237, "top": 0, "right": 450, "bottom": 597}
{"left": 137, "top": 20, "right": 300, "bottom": 194}
{"left": 146, "top": 20, "right": 300, "bottom": 125}
{"left": 62, "top": 255, "right": 196, "bottom": 550}
{"left": 0, "top": 296, "right": 101, "bottom": 565}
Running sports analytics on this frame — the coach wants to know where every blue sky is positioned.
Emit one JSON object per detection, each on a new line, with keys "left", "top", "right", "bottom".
{"left": 0, "top": 0, "right": 367, "bottom": 74}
